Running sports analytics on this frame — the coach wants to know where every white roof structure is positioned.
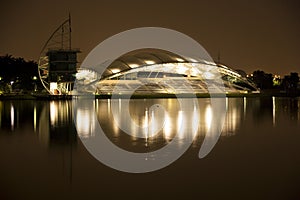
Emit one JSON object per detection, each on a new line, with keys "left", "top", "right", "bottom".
{"left": 75, "top": 49, "right": 258, "bottom": 95}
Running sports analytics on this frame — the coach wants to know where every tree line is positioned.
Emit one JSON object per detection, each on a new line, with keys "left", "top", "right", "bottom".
{"left": 0, "top": 55, "right": 299, "bottom": 95}
{"left": 0, "top": 55, "right": 43, "bottom": 93}
{"left": 250, "top": 70, "right": 299, "bottom": 95}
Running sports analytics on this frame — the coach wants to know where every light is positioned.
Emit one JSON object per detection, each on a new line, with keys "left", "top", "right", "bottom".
{"left": 10, "top": 81, "right": 14, "bottom": 85}
{"left": 50, "top": 82, "right": 57, "bottom": 90}
{"left": 176, "top": 63, "right": 187, "bottom": 74}
{"left": 129, "top": 64, "right": 139, "bottom": 68}
{"left": 50, "top": 82, "right": 58, "bottom": 94}
{"left": 145, "top": 60, "right": 155, "bottom": 65}
{"left": 188, "top": 58, "right": 198, "bottom": 62}
{"left": 0, "top": 77, "right": 2, "bottom": 81}
{"left": 32, "top": 76, "right": 37, "bottom": 80}
{"left": 176, "top": 58, "right": 184, "bottom": 62}
{"left": 111, "top": 68, "right": 120, "bottom": 74}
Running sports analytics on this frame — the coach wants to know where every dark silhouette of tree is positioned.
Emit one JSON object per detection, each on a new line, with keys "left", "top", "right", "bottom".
{"left": 251, "top": 70, "right": 273, "bottom": 90}
{"left": 281, "top": 72, "right": 299, "bottom": 95}
{"left": 0, "top": 54, "right": 43, "bottom": 93}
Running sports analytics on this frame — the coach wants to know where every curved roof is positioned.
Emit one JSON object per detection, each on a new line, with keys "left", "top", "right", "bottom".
{"left": 102, "top": 49, "right": 196, "bottom": 78}
{"left": 76, "top": 48, "right": 258, "bottom": 94}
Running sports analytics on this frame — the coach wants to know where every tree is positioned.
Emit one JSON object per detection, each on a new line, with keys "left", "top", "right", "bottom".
{"left": 0, "top": 55, "right": 43, "bottom": 93}
{"left": 251, "top": 70, "right": 273, "bottom": 90}
{"left": 281, "top": 72, "right": 299, "bottom": 95}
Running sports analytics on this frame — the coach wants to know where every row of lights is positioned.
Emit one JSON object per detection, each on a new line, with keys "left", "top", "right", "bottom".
{"left": 110, "top": 57, "right": 187, "bottom": 74}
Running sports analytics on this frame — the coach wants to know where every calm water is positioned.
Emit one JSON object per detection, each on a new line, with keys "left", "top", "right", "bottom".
{"left": 0, "top": 97, "right": 299, "bottom": 199}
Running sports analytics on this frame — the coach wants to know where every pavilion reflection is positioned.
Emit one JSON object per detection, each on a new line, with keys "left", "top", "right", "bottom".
{"left": 74, "top": 98, "right": 246, "bottom": 146}
{"left": 221, "top": 98, "right": 245, "bottom": 137}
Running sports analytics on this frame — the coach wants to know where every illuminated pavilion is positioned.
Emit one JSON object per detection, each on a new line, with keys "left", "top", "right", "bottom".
{"left": 75, "top": 49, "right": 258, "bottom": 95}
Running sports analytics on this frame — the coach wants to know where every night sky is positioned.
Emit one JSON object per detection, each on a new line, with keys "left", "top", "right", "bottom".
{"left": 0, "top": 0, "right": 299, "bottom": 76}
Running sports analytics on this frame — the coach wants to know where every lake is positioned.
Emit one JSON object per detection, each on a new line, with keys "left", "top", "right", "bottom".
{"left": 0, "top": 97, "right": 299, "bottom": 199}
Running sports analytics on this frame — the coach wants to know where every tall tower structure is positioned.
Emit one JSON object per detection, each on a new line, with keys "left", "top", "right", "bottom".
{"left": 38, "top": 15, "right": 80, "bottom": 95}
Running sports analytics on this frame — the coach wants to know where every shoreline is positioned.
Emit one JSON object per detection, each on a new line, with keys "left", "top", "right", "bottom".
{"left": 0, "top": 92, "right": 299, "bottom": 100}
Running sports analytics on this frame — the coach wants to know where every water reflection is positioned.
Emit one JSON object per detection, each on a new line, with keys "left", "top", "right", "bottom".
{"left": 10, "top": 103, "right": 14, "bottom": 130}
{"left": 0, "top": 97, "right": 299, "bottom": 145}
{"left": 73, "top": 98, "right": 250, "bottom": 149}
{"left": 39, "top": 101, "right": 76, "bottom": 147}
{"left": 0, "top": 98, "right": 299, "bottom": 199}
{"left": 222, "top": 98, "right": 244, "bottom": 137}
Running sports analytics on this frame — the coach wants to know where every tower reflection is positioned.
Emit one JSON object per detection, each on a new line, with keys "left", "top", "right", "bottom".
{"left": 39, "top": 101, "right": 76, "bottom": 146}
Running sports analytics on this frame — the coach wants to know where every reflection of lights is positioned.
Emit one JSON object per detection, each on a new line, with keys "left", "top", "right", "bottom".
{"left": 0, "top": 102, "right": 2, "bottom": 127}
{"left": 272, "top": 96, "right": 276, "bottom": 126}
{"left": 226, "top": 97, "right": 228, "bottom": 110}
{"left": 107, "top": 99, "right": 111, "bottom": 115}
{"left": 76, "top": 109, "right": 95, "bottom": 138}
{"left": 222, "top": 99, "right": 240, "bottom": 136}
{"left": 33, "top": 106, "right": 36, "bottom": 132}
{"left": 192, "top": 106, "right": 199, "bottom": 138}
{"left": 145, "top": 60, "right": 155, "bottom": 65}
{"left": 177, "top": 110, "right": 183, "bottom": 131}
{"left": 10, "top": 104, "right": 14, "bottom": 130}
{"left": 177, "top": 110, "right": 185, "bottom": 139}
{"left": 205, "top": 105, "right": 212, "bottom": 131}
{"left": 231, "top": 108, "right": 237, "bottom": 131}
{"left": 149, "top": 110, "right": 157, "bottom": 138}
{"left": 163, "top": 112, "right": 172, "bottom": 139}
{"left": 243, "top": 97, "right": 247, "bottom": 118}
{"left": 50, "top": 101, "right": 58, "bottom": 126}
{"left": 144, "top": 109, "right": 149, "bottom": 138}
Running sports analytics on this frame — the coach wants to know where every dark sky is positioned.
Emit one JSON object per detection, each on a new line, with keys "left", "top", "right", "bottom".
{"left": 0, "top": 0, "right": 299, "bottom": 76}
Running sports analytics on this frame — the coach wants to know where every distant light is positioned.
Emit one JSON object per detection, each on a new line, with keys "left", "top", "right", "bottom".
{"left": 10, "top": 81, "right": 14, "bottom": 85}
{"left": 145, "top": 60, "right": 155, "bottom": 65}
{"left": 176, "top": 58, "right": 184, "bottom": 62}
{"left": 111, "top": 68, "right": 121, "bottom": 74}
{"left": 0, "top": 77, "right": 2, "bottom": 81}
{"left": 129, "top": 64, "right": 139, "bottom": 68}
{"left": 32, "top": 76, "right": 37, "bottom": 80}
